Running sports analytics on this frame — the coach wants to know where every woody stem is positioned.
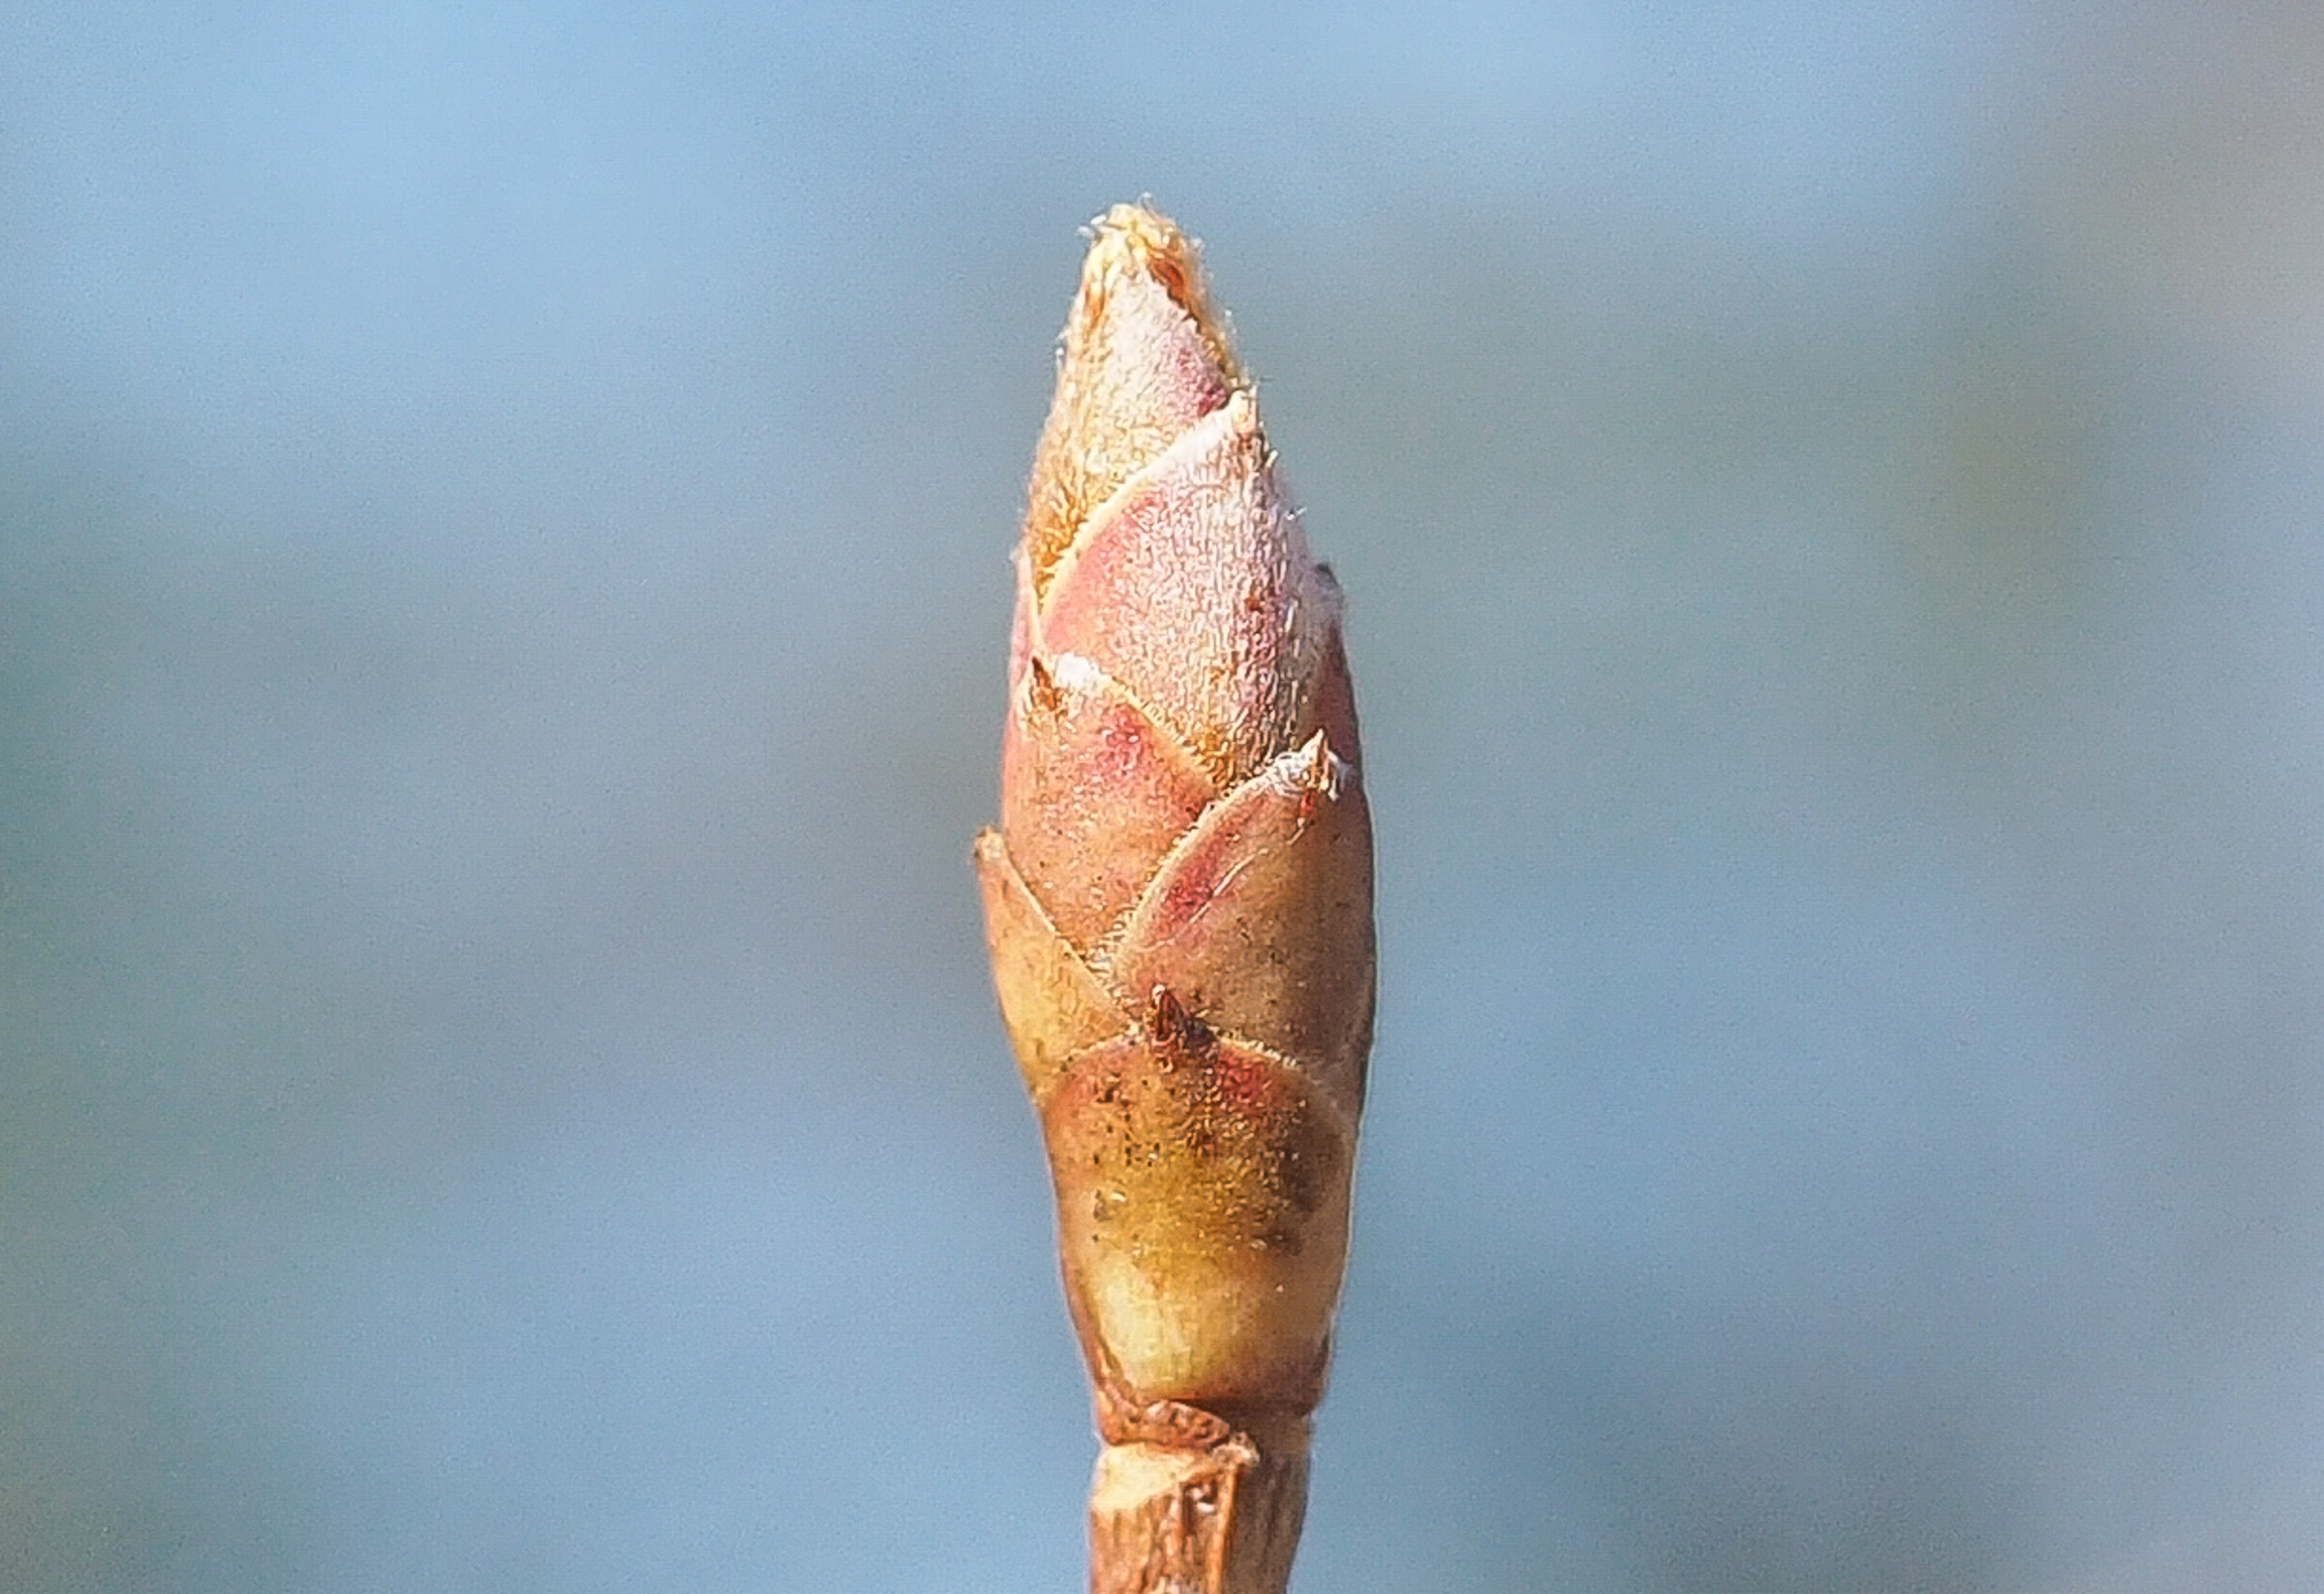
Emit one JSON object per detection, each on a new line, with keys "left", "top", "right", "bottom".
{"left": 1088, "top": 1411, "right": 1312, "bottom": 1594}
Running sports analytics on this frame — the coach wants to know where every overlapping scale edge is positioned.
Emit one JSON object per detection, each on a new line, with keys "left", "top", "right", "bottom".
{"left": 999, "top": 647, "right": 1218, "bottom": 953}
{"left": 1039, "top": 393, "right": 1335, "bottom": 790}
{"left": 1111, "top": 732, "right": 1375, "bottom": 1116}
{"left": 971, "top": 832, "right": 1129, "bottom": 1101}
{"left": 1041, "top": 999, "right": 1353, "bottom": 1409}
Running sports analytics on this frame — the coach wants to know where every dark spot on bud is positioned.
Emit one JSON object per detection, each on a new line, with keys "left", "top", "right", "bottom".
{"left": 1024, "top": 655, "right": 1064, "bottom": 720}
{"left": 1147, "top": 985, "right": 1214, "bottom": 1058}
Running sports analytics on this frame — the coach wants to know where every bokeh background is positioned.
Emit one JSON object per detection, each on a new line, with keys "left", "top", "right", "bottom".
{"left": 6, "top": 3, "right": 2323, "bottom": 1590}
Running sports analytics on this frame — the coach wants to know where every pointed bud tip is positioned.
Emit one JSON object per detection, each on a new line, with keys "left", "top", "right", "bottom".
{"left": 1024, "top": 201, "right": 1251, "bottom": 598}
{"left": 1081, "top": 200, "right": 1244, "bottom": 389}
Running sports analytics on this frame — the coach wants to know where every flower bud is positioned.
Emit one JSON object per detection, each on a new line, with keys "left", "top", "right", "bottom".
{"left": 974, "top": 202, "right": 1374, "bottom": 1594}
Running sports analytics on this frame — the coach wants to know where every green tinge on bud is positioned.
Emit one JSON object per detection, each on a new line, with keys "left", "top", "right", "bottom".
{"left": 974, "top": 201, "right": 1375, "bottom": 1594}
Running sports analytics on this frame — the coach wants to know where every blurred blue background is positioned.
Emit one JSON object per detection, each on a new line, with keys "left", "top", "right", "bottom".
{"left": 5, "top": 3, "right": 2322, "bottom": 1590}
